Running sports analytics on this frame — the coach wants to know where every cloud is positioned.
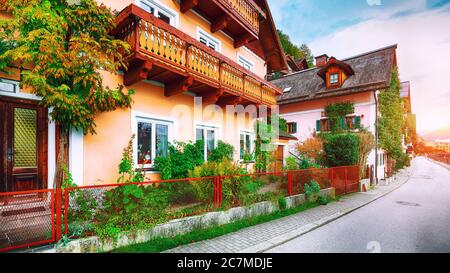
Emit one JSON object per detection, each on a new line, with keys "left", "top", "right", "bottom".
{"left": 307, "top": 3, "right": 450, "bottom": 134}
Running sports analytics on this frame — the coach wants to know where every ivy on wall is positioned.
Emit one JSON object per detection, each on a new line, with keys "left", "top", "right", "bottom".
{"left": 325, "top": 102, "right": 355, "bottom": 132}
{"left": 377, "top": 68, "right": 408, "bottom": 169}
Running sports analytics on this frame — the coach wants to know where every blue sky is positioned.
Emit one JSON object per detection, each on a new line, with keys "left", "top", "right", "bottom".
{"left": 268, "top": 0, "right": 450, "bottom": 134}
{"left": 268, "top": 0, "right": 450, "bottom": 44}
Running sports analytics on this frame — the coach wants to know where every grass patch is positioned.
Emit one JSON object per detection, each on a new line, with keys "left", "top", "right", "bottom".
{"left": 112, "top": 200, "right": 329, "bottom": 253}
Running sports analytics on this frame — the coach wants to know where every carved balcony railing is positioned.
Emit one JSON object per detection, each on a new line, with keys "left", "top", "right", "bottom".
{"left": 220, "top": 0, "right": 260, "bottom": 33}
{"left": 179, "top": 0, "right": 266, "bottom": 47}
{"left": 114, "top": 4, "right": 281, "bottom": 107}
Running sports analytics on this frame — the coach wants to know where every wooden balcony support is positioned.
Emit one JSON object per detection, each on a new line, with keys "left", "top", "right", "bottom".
{"left": 217, "top": 95, "right": 243, "bottom": 107}
{"left": 165, "top": 76, "right": 194, "bottom": 97}
{"left": 180, "top": 0, "right": 199, "bottom": 13}
{"left": 202, "top": 88, "right": 226, "bottom": 105}
{"left": 234, "top": 33, "right": 254, "bottom": 48}
{"left": 124, "top": 59, "right": 152, "bottom": 86}
{"left": 211, "top": 15, "right": 230, "bottom": 33}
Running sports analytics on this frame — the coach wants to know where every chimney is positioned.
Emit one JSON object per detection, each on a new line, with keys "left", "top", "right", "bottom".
{"left": 315, "top": 54, "right": 329, "bottom": 67}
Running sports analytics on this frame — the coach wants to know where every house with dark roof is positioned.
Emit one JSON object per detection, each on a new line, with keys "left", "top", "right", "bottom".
{"left": 271, "top": 45, "right": 400, "bottom": 182}
{"left": 400, "top": 81, "right": 417, "bottom": 154}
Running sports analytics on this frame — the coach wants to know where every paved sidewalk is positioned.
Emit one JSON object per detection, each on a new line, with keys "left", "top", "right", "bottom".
{"left": 164, "top": 167, "right": 412, "bottom": 253}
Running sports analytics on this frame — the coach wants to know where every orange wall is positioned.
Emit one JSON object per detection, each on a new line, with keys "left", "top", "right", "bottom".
{"left": 82, "top": 72, "right": 257, "bottom": 185}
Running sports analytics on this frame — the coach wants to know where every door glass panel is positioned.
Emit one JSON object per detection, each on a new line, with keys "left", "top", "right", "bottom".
{"left": 13, "top": 108, "right": 37, "bottom": 168}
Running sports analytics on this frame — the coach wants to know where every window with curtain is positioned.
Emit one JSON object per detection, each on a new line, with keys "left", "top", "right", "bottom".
{"left": 136, "top": 117, "right": 172, "bottom": 167}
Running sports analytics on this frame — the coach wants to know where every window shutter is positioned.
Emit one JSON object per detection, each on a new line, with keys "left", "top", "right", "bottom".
{"left": 340, "top": 116, "right": 345, "bottom": 129}
{"left": 293, "top": 123, "right": 297, "bottom": 134}
{"left": 355, "top": 116, "right": 361, "bottom": 129}
{"left": 316, "top": 120, "right": 321, "bottom": 131}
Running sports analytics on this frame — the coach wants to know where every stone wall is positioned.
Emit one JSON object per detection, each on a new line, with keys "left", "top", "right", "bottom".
{"left": 56, "top": 188, "right": 335, "bottom": 253}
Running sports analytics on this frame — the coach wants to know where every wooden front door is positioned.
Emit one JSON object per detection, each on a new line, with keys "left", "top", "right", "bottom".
{"left": 0, "top": 97, "right": 48, "bottom": 192}
{"left": 275, "top": 145, "right": 284, "bottom": 172}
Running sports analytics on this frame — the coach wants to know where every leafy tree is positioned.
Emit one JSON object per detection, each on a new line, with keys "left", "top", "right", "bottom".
{"left": 277, "top": 29, "right": 314, "bottom": 67}
{"left": 0, "top": 0, "right": 134, "bottom": 187}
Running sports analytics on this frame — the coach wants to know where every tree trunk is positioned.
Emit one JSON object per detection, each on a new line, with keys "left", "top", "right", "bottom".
{"left": 53, "top": 124, "right": 70, "bottom": 189}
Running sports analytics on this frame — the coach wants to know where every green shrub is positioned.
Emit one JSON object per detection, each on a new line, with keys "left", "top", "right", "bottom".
{"left": 189, "top": 159, "right": 248, "bottom": 206}
{"left": 322, "top": 133, "right": 359, "bottom": 167}
{"left": 154, "top": 140, "right": 204, "bottom": 203}
{"left": 159, "top": 141, "right": 204, "bottom": 179}
{"left": 304, "top": 180, "right": 321, "bottom": 199}
{"left": 208, "top": 141, "right": 234, "bottom": 162}
{"left": 285, "top": 156, "right": 300, "bottom": 171}
{"left": 317, "top": 195, "right": 329, "bottom": 206}
{"left": 298, "top": 155, "right": 321, "bottom": 169}
{"left": 278, "top": 196, "right": 287, "bottom": 211}
{"left": 96, "top": 184, "right": 169, "bottom": 235}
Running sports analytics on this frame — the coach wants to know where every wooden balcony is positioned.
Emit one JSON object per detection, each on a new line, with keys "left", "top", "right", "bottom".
{"left": 180, "top": 0, "right": 264, "bottom": 47}
{"left": 114, "top": 4, "right": 280, "bottom": 107}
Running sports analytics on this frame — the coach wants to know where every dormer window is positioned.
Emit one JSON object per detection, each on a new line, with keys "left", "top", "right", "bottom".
{"left": 330, "top": 73, "right": 339, "bottom": 85}
{"left": 317, "top": 56, "right": 355, "bottom": 89}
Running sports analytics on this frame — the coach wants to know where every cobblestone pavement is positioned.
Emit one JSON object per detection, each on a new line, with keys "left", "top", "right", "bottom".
{"left": 164, "top": 167, "right": 413, "bottom": 253}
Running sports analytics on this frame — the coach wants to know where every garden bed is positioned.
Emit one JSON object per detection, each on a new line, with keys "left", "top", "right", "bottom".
{"left": 56, "top": 188, "right": 335, "bottom": 253}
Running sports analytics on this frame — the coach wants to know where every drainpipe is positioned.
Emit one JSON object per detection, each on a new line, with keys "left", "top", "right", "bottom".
{"left": 374, "top": 91, "right": 379, "bottom": 185}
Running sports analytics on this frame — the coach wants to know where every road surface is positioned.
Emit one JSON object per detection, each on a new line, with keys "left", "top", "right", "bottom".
{"left": 267, "top": 157, "right": 450, "bottom": 253}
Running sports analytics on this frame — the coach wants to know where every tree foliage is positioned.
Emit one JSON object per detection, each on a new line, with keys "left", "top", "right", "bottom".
{"left": 0, "top": 0, "right": 134, "bottom": 134}
{"left": 378, "top": 68, "right": 407, "bottom": 169}
{"left": 277, "top": 29, "right": 314, "bottom": 67}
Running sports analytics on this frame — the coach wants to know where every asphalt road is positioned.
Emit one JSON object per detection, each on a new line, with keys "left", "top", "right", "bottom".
{"left": 267, "top": 157, "right": 450, "bottom": 253}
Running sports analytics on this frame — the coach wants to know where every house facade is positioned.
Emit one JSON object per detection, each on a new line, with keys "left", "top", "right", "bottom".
{"left": 271, "top": 45, "right": 400, "bottom": 182}
{"left": 0, "top": 0, "right": 287, "bottom": 191}
{"left": 400, "top": 81, "right": 417, "bottom": 154}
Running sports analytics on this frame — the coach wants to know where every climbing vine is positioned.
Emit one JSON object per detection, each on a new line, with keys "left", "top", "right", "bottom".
{"left": 325, "top": 102, "right": 355, "bottom": 132}
{"left": 377, "top": 68, "right": 407, "bottom": 169}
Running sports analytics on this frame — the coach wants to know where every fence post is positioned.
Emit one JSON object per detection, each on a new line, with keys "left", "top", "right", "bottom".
{"left": 64, "top": 189, "right": 69, "bottom": 235}
{"left": 55, "top": 188, "right": 63, "bottom": 241}
{"left": 213, "top": 176, "right": 223, "bottom": 208}
{"left": 329, "top": 168, "right": 334, "bottom": 188}
{"left": 287, "top": 171, "right": 293, "bottom": 196}
{"left": 218, "top": 176, "right": 223, "bottom": 208}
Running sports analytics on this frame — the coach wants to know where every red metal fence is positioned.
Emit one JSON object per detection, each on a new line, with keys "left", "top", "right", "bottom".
{"left": 0, "top": 165, "right": 359, "bottom": 252}
{"left": 0, "top": 189, "right": 55, "bottom": 252}
{"left": 329, "top": 166, "right": 360, "bottom": 196}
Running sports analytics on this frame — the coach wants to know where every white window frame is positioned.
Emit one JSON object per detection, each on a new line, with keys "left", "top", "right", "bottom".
{"left": 0, "top": 78, "right": 40, "bottom": 100}
{"left": 0, "top": 78, "right": 19, "bottom": 94}
{"left": 195, "top": 123, "right": 219, "bottom": 161}
{"left": 136, "top": 0, "right": 179, "bottom": 27}
{"left": 132, "top": 112, "right": 176, "bottom": 169}
{"left": 237, "top": 54, "right": 254, "bottom": 72}
{"left": 239, "top": 130, "right": 255, "bottom": 161}
{"left": 197, "top": 27, "right": 222, "bottom": 52}
{"left": 330, "top": 73, "right": 339, "bottom": 84}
